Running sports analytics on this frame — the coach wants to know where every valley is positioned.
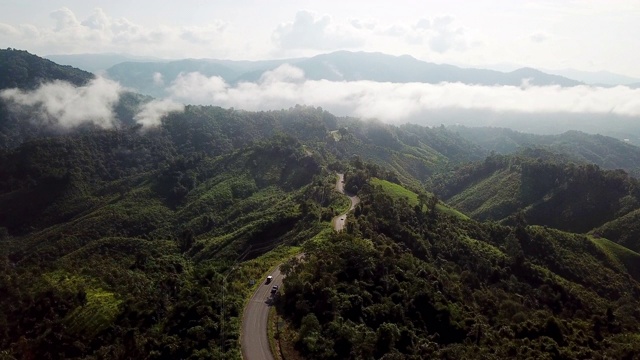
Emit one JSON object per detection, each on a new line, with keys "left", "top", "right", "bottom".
{"left": 1, "top": 49, "right": 640, "bottom": 359}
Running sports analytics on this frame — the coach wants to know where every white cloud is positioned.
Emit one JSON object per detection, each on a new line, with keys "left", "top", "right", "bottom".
{"left": 0, "top": 23, "right": 21, "bottom": 36}
{"left": 163, "top": 65, "right": 640, "bottom": 123}
{"left": 0, "top": 76, "right": 184, "bottom": 129}
{"left": 51, "top": 7, "right": 81, "bottom": 31}
{"left": 153, "top": 72, "right": 164, "bottom": 86}
{"left": 530, "top": 32, "right": 551, "bottom": 43}
{"left": 134, "top": 98, "right": 184, "bottom": 128}
{"left": 381, "top": 25, "right": 406, "bottom": 37}
{"left": 0, "top": 77, "right": 123, "bottom": 128}
{"left": 350, "top": 18, "right": 377, "bottom": 30}
{"left": 0, "top": 7, "right": 228, "bottom": 58}
{"left": 168, "top": 72, "right": 229, "bottom": 104}
{"left": 415, "top": 18, "right": 431, "bottom": 30}
{"left": 259, "top": 64, "right": 305, "bottom": 84}
{"left": 3, "top": 65, "right": 639, "bottom": 134}
{"left": 427, "top": 15, "right": 467, "bottom": 53}
{"left": 370, "top": 15, "right": 469, "bottom": 54}
{"left": 272, "top": 10, "right": 364, "bottom": 50}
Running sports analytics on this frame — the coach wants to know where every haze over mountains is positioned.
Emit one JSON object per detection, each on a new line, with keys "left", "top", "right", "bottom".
{"left": 47, "top": 51, "right": 640, "bottom": 87}
{"left": 0, "top": 50, "right": 640, "bottom": 359}
{"left": 35, "top": 50, "right": 640, "bottom": 142}
{"left": 1, "top": 0, "right": 639, "bottom": 356}
{"left": 4, "top": 48, "right": 640, "bottom": 359}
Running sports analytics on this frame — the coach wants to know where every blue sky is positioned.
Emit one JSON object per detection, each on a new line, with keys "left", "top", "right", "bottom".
{"left": 1, "top": 0, "right": 639, "bottom": 77}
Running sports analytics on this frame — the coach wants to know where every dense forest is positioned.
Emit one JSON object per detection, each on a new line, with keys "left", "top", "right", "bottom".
{"left": 2, "top": 49, "right": 640, "bottom": 359}
{"left": 279, "top": 169, "right": 640, "bottom": 358}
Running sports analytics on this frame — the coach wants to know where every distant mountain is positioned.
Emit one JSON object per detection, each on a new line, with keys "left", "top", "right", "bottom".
{"left": 0, "top": 49, "right": 146, "bottom": 148}
{"left": 45, "top": 53, "right": 166, "bottom": 73}
{"left": 5, "top": 49, "right": 640, "bottom": 359}
{"left": 450, "top": 126, "right": 640, "bottom": 176}
{"left": 593, "top": 209, "right": 640, "bottom": 253}
{"left": 542, "top": 68, "right": 640, "bottom": 86}
{"left": 429, "top": 149, "right": 640, "bottom": 234}
{"left": 0, "top": 49, "right": 93, "bottom": 90}
{"left": 289, "top": 52, "right": 582, "bottom": 86}
{"left": 106, "top": 51, "right": 583, "bottom": 98}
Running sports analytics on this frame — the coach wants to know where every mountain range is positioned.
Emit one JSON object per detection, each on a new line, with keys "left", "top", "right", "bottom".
{"left": 3, "top": 48, "right": 640, "bottom": 359}
{"left": 42, "top": 51, "right": 587, "bottom": 98}
{"left": 104, "top": 51, "right": 584, "bottom": 98}
{"left": 45, "top": 51, "right": 640, "bottom": 87}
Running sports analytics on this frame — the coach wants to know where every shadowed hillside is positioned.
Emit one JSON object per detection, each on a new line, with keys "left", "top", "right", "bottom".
{"left": 429, "top": 149, "right": 640, "bottom": 233}
{"left": 3, "top": 50, "right": 640, "bottom": 359}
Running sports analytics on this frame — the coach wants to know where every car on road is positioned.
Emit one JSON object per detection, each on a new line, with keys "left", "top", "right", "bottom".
{"left": 270, "top": 285, "right": 279, "bottom": 295}
{"left": 265, "top": 276, "right": 273, "bottom": 284}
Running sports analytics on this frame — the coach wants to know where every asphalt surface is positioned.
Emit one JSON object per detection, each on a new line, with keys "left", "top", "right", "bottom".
{"left": 240, "top": 173, "right": 359, "bottom": 359}
{"left": 241, "top": 266, "right": 283, "bottom": 360}
{"left": 333, "top": 173, "right": 360, "bottom": 232}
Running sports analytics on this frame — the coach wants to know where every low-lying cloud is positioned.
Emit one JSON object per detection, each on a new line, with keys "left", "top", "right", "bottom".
{"left": 0, "top": 77, "right": 183, "bottom": 129}
{"left": 3, "top": 64, "right": 639, "bottom": 135}
{"left": 1, "top": 77, "right": 123, "bottom": 128}
{"left": 165, "top": 65, "right": 640, "bottom": 122}
{"left": 134, "top": 98, "right": 184, "bottom": 128}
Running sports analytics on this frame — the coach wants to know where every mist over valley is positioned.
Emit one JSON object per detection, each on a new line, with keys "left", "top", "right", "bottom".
{"left": 2, "top": 2, "right": 640, "bottom": 358}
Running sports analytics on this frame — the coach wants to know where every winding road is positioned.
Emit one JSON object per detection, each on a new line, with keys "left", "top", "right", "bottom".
{"left": 240, "top": 266, "right": 283, "bottom": 360}
{"left": 332, "top": 173, "right": 360, "bottom": 232}
{"left": 240, "top": 173, "right": 359, "bottom": 359}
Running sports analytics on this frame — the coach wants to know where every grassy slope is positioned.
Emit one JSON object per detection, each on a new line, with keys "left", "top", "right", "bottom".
{"left": 370, "top": 177, "right": 469, "bottom": 220}
{"left": 446, "top": 169, "right": 520, "bottom": 220}
{"left": 591, "top": 236, "right": 640, "bottom": 281}
{"left": 592, "top": 208, "right": 640, "bottom": 253}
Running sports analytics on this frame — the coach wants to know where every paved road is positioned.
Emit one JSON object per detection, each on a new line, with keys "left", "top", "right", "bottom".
{"left": 241, "top": 173, "right": 359, "bottom": 359}
{"left": 241, "top": 266, "right": 283, "bottom": 360}
{"left": 333, "top": 173, "right": 360, "bottom": 232}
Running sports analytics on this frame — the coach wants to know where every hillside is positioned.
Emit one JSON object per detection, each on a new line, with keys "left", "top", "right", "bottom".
{"left": 0, "top": 129, "right": 345, "bottom": 358}
{"left": 3, "top": 50, "right": 640, "bottom": 359}
{"left": 0, "top": 49, "right": 93, "bottom": 90}
{"left": 277, "top": 169, "right": 640, "bottom": 359}
{"left": 592, "top": 209, "right": 640, "bottom": 253}
{"left": 452, "top": 126, "right": 640, "bottom": 175}
{"left": 0, "top": 49, "right": 149, "bottom": 149}
{"left": 45, "top": 53, "right": 165, "bottom": 73}
{"left": 429, "top": 149, "right": 640, "bottom": 234}
{"left": 106, "top": 50, "right": 582, "bottom": 98}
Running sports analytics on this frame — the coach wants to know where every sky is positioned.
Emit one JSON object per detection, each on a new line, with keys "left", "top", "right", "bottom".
{"left": 1, "top": 0, "right": 640, "bottom": 135}
{"left": 1, "top": 0, "right": 640, "bottom": 77}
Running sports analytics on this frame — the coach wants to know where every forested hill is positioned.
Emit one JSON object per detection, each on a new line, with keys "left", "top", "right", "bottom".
{"left": 279, "top": 171, "right": 640, "bottom": 359}
{"left": 0, "top": 49, "right": 149, "bottom": 149}
{"left": 452, "top": 126, "right": 640, "bottom": 176}
{"left": 3, "top": 49, "right": 640, "bottom": 359}
{"left": 429, "top": 149, "right": 640, "bottom": 234}
{"left": 0, "top": 48, "right": 93, "bottom": 89}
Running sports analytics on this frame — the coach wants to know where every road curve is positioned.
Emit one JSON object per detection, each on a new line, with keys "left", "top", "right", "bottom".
{"left": 333, "top": 173, "right": 360, "bottom": 232}
{"left": 241, "top": 266, "right": 283, "bottom": 360}
{"left": 241, "top": 173, "right": 359, "bottom": 359}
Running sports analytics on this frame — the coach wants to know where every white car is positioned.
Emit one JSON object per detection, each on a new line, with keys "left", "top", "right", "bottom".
{"left": 265, "top": 276, "right": 273, "bottom": 284}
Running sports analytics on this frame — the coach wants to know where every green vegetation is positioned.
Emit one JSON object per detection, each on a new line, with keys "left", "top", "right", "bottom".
{"left": 370, "top": 177, "right": 419, "bottom": 206}
{"left": 591, "top": 236, "right": 640, "bottom": 281}
{"left": 430, "top": 149, "right": 640, "bottom": 233}
{"left": 278, "top": 173, "right": 640, "bottom": 358}
{"left": 453, "top": 126, "right": 640, "bottom": 176}
{"left": 370, "top": 177, "right": 468, "bottom": 220}
{"left": 3, "top": 50, "right": 640, "bottom": 359}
